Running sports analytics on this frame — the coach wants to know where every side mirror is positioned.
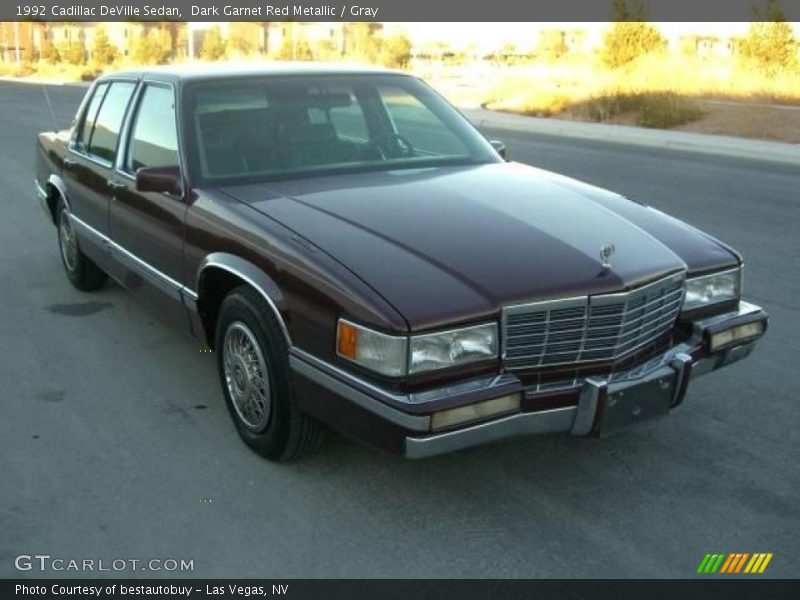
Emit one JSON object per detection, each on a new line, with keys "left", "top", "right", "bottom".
{"left": 135, "top": 165, "right": 182, "bottom": 196}
{"left": 489, "top": 140, "right": 507, "bottom": 160}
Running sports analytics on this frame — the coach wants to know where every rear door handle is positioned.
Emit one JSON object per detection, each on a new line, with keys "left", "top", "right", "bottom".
{"left": 107, "top": 180, "right": 127, "bottom": 191}
{"left": 63, "top": 158, "right": 77, "bottom": 168}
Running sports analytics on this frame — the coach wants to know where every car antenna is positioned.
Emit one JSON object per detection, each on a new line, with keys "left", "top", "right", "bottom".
{"left": 40, "top": 82, "right": 60, "bottom": 132}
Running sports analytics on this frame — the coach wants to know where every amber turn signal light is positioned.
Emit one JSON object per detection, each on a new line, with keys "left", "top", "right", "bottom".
{"left": 337, "top": 321, "right": 358, "bottom": 359}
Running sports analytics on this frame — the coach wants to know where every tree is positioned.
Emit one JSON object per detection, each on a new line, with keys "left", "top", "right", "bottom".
{"left": 59, "top": 40, "right": 86, "bottom": 66}
{"left": 601, "top": 0, "right": 666, "bottom": 69}
{"left": 379, "top": 33, "right": 412, "bottom": 69}
{"left": 91, "top": 26, "right": 118, "bottom": 66}
{"left": 276, "top": 24, "right": 313, "bottom": 61}
{"left": 537, "top": 30, "right": 569, "bottom": 62}
{"left": 200, "top": 26, "right": 227, "bottom": 61}
{"left": 343, "top": 23, "right": 382, "bottom": 63}
{"left": 228, "top": 24, "right": 257, "bottom": 56}
{"left": 739, "top": 0, "right": 796, "bottom": 72}
{"left": 131, "top": 27, "right": 172, "bottom": 65}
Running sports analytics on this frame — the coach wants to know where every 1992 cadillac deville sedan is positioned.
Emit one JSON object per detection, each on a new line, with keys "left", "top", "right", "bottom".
{"left": 35, "top": 64, "right": 767, "bottom": 460}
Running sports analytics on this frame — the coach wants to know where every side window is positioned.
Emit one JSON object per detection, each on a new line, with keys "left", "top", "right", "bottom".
{"left": 328, "top": 101, "right": 369, "bottom": 142}
{"left": 86, "top": 81, "right": 136, "bottom": 163}
{"left": 378, "top": 85, "right": 469, "bottom": 156}
{"left": 126, "top": 85, "right": 179, "bottom": 172}
{"left": 76, "top": 83, "right": 108, "bottom": 151}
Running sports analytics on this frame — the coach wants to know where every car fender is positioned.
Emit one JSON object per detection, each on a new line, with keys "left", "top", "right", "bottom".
{"left": 195, "top": 252, "right": 292, "bottom": 344}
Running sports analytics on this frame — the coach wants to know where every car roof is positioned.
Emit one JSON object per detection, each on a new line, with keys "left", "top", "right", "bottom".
{"left": 103, "top": 61, "right": 407, "bottom": 83}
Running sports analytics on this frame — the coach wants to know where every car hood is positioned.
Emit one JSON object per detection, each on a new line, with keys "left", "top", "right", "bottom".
{"left": 221, "top": 162, "right": 737, "bottom": 330}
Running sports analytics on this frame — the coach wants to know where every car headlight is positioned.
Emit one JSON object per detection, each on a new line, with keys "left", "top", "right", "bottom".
{"left": 336, "top": 320, "right": 498, "bottom": 377}
{"left": 682, "top": 267, "right": 741, "bottom": 312}
{"left": 409, "top": 322, "right": 498, "bottom": 374}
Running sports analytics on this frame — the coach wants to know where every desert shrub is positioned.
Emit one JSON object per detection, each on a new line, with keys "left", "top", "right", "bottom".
{"left": 635, "top": 93, "right": 704, "bottom": 128}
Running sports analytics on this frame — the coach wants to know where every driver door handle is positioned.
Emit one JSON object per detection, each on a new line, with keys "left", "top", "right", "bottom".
{"left": 63, "top": 158, "right": 77, "bottom": 169}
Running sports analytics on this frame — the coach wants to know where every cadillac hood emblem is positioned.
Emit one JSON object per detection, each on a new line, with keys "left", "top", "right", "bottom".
{"left": 600, "top": 244, "right": 616, "bottom": 270}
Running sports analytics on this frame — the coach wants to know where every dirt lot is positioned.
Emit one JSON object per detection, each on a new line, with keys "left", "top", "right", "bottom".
{"left": 675, "top": 100, "right": 800, "bottom": 143}
{"left": 560, "top": 99, "right": 800, "bottom": 144}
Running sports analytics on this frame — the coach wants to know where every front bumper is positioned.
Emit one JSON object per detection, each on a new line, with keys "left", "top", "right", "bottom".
{"left": 290, "top": 301, "right": 767, "bottom": 458}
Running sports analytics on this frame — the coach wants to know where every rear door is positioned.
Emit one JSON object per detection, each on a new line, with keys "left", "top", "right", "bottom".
{"left": 108, "top": 82, "right": 188, "bottom": 325}
{"left": 64, "top": 80, "right": 137, "bottom": 268}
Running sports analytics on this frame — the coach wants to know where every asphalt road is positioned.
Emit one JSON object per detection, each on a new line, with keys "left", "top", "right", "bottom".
{"left": 1, "top": 80, "right": 798, "bottom": 579}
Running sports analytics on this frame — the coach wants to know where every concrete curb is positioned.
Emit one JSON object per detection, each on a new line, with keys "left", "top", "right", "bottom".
{"left": 0, "top": 76, "right": 91, "bottom": 87}
{"left": 461, "top": 107, "right": 800, "bottom": 167}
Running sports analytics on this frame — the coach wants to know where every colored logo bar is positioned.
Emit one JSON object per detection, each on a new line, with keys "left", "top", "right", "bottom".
{"left": 697, "top": 553, "right": 773, "bottom": 574}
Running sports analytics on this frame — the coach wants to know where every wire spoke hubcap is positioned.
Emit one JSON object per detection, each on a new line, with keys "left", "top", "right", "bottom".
{"left": 59, "top": 211, "right": 78, "bottom": 273}
{"left": 223, "top": 322, "right": 271, "bottom": 431}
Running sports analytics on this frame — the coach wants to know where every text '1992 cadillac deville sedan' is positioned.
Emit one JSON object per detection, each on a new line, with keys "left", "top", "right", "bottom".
{"left": 35, "top": 64, "right": 768, "bottom": 460}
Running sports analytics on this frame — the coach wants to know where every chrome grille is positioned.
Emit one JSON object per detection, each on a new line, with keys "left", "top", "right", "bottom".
{"left": 502, "top": 272, "right": 685, "bottom": 370}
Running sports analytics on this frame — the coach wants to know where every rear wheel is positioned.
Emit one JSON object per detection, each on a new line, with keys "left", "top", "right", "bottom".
{"left": 215, "top": 285, "right": 324, "bottom": 461}
{"left": 56, "top": 198, "right": 107, "bottom": 291}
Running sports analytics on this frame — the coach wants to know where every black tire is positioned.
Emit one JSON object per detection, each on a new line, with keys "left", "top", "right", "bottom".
{"left": 56, "top": 198, "right": 107, "bottom": 291}
{"left": 215, "top": 285, "right": 324, "bottom": 461}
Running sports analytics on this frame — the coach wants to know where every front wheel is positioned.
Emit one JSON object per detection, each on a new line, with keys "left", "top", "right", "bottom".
{"left": 215, "top": 285, "right": 324, "bottom": 461}
{"left": 56, "top": 199, "right": 107, "bottom": 291}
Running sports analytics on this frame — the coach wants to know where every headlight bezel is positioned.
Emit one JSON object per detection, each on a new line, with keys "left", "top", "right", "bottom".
{"left": 336, "top": 319, "right": 499, "bottom": 378}
{"left": 681, "top": 267, "right": 742, "bottom": 314}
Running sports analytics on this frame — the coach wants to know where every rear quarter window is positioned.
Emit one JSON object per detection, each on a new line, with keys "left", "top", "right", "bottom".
{"left": 75, "top": 83, "right": 108, "bottom": 152}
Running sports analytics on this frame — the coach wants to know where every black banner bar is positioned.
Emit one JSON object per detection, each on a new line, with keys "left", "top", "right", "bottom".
{"left": 3, "top": 0, "right": 800, "bottom": 22}
{"left": 3, "top": 580, "right": 800, "bottom": 600}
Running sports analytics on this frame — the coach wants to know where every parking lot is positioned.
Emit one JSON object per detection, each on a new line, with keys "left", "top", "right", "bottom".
{"left": 0, "top": 80, "right": 797, "bottom": 578}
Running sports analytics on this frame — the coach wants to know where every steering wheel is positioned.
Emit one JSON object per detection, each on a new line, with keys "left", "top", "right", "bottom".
{"left": 367, "top": 133, "right": 415, "bottom": 159}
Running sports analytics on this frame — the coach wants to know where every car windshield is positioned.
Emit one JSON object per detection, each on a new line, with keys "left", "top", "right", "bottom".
{"left": 184, "top": 74, "right": 500, "bottom": 183}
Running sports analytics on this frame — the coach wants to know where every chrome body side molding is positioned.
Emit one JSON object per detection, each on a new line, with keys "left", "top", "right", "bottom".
{"left": 69, "top": 212, "right": 191, "bottom": 304}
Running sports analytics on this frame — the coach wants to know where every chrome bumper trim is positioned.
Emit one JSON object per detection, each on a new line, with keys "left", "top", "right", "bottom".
{"left": 404, "top": 407, "right": 577, "bottom": 459}
{"left": 289, "top": 351, "right": 431, "bottom": 431}
{"left": 570, "top": 377, "right": 604, "bottom": 436}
